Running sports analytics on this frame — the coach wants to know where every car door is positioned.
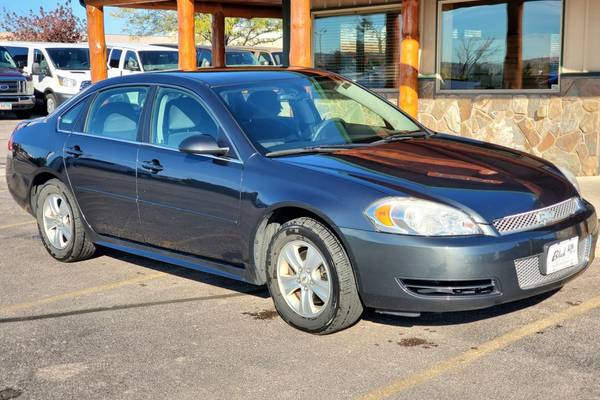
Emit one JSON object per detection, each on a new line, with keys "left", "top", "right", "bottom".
{"left": 31, "top": 49, "right": 53, "bottom": 95}
{"left": 122, "top": 50, "right": 142, "bottom": 75}
{"left": 137, "top": 86, "right": 243, "bottom": 263}
{"left": 107, "top": 48, "right": 122, "bottom": 78}
{"left": 63, "top": 85, "right": 150, "bottom": 242}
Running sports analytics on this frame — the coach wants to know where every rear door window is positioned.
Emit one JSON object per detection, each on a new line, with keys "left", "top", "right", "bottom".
{"left": 85, "top": 86, "right": 148, "bottom": 141}
{"left": 109, "top": 49, "right": 122, "bottom": 68}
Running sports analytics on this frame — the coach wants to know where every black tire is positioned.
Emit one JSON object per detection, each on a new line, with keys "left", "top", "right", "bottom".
{"left": 15, "top": 110, "right": 32, "bottom": 119}
{"left": 266, "top": 217, "right": 363, "bottom": 334}
{"left": 35, "top": 179, "right": 96, "bottom": 262}
{"left": 45, "top": 92, "right": 58, "bottom": 115}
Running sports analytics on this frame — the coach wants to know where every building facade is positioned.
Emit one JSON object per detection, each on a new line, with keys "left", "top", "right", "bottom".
{"left": 310, "top": 0, "right": 599, "bottom": 176}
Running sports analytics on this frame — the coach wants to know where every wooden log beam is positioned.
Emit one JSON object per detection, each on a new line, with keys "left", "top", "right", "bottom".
{"left": 289, "top": 0, "right": 311, "bottom": 67}
{"left": 120, "top": 2, "right": 281, "bottom": 18}
{"left": 212, "top": 11, "right": 225, "bottom": 67}
{"left": 177, "top": 0, "right": 197, "bottom": 71}
{"left": 86, "top": 4, "right": 107, "bottom": 82}
{"left": 503, "top": 0, "right": 524, "bottom": 89}
{"left": 398, "top": 0, "right": 420, "bottom": 118}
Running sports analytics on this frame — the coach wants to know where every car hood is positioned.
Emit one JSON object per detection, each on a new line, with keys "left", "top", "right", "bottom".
{"left": 0, "top": 68, "right": 25, "bottom": 78}
{"left": 276, "top": 134, "right": 577, "bottom": 223}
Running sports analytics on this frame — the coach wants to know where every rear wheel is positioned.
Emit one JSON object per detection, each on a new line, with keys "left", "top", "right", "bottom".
{"left": 266, "top": 217, "right": 363, "bottom": 334}
{"left": 35, "top": 179, "right": 95, "bottom": 262}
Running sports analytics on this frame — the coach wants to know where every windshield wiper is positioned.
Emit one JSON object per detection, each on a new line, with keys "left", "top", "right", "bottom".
{"left": 265, "top": 144, "right": 365, "bottom": 158}
{"left": 371, "top": 129, "right": 433, "bottom": 144}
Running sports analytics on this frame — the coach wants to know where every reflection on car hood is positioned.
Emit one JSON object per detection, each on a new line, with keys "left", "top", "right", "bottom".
{"left": 276, "top": 134, "right": 577, "bottom": 223}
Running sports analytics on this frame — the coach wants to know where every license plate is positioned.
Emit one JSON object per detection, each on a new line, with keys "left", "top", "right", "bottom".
{"left": 0, "top": 102, "right": 12, "bottom": 110}
{"left": 544, "top": 237, "right": 579, "bottom": 275}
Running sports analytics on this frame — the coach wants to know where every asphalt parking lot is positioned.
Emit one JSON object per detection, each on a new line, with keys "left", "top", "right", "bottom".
{"left": 1, "top": 113, "right": 599, "bottom": 400}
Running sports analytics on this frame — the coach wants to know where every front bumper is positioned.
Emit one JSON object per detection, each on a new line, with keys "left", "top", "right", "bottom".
{"left": 342, "top": 202, "right": 598, "bottom": 313}
{"left": 0, "top": 95, "right": 35, "bottom": 110}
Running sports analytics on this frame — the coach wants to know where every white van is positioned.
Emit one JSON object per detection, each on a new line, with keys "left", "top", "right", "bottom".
{"left": 106, "top": 44, "right": 179, "bottom": 77}
{"left": 1, "top": 42, "right": 92, "bottom": 114}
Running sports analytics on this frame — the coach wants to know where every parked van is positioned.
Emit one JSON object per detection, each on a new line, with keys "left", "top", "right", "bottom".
{"left": 106, "top": 44, "right": 179, "bottom": 77}
{"left": 0, "top": 42, "right": 92, "bottom": 114}
{"left": 243, "top": 47, "right": 283, "bottom": 66}
{"left": 0, "top": 45, "right": 35, "bottom": 118}
{"left": 154, "top": 44, "right": 259, "bottom": 67}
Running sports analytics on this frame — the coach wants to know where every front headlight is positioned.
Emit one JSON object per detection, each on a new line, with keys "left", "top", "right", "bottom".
{"left": 25, "top": 80, "right": 34, "bottom": 95}
{"left": 557, "top": 166, "right": 581, "bottom": 195}
{"left": 58, "top": 76, "right": 77, "bottom": 88}
{"left": 365, "top": 197, "right": 482, "bottom": 236}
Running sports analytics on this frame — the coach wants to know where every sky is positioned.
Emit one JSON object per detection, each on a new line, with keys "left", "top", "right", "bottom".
{"left": 2, "top": 0, "right": 128, "bottom": 34}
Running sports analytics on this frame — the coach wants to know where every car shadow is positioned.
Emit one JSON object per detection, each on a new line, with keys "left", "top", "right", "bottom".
{"left": 362, "top": 290, "right": 559, "bottom": 327}
{"left": 97, "top": 247, "right": 270, "bottom": 300}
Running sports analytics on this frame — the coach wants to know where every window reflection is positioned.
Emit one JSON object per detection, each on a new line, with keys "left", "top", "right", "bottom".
{"left": 314, "top": 12, "right": 400, "bottom": 89}
{"left": 439, "top": 0, "right": 562, "bottom": 91}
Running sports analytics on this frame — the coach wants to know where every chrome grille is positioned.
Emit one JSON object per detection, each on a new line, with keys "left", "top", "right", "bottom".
{"left": 514, "top": 235, "right": 592, "bottom": 290}
{"left": 493, "top": 197, "right": 582, "bottom": 235}
{"left": 0, "top": 80, "right": 20, "bottom": 94}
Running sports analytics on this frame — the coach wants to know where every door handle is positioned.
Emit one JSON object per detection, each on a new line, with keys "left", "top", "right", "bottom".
{"left": 65, "top": 145, "right": 83, "bottom": 157}
{"left": 141, "top": 159, "right": 164, "bottom": 173}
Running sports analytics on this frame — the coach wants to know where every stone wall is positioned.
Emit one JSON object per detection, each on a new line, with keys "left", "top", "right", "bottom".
{"left": 377, "top": 77, "right": 600, "bottom": 176}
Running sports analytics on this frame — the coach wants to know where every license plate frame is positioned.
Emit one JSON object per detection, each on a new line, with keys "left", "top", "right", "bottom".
{"left": 0, "top": 102, "right": 12, "bottom": 111}
{"left": 543, "top": 237, "right": 579, "bottom": 275}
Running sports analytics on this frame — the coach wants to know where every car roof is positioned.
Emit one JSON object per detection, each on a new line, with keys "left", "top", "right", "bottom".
{"left": 0, "top": 41, "right": 89, "bottom": 49}
{"left": 148, "top": 67, "right": 333, "bottom": 87}
{"left": 107, "top": 43, "right": 179, "bottom": 52}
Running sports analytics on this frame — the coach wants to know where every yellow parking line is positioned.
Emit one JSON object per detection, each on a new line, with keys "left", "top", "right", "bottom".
{"left": 359, "top": 295, "right": 600, "bottom": 400}
{"left": 0, "top": 272, "right": 165, "bottom": 315}
{"left": 0, "top": 220, "right": 36, "bottom": 230}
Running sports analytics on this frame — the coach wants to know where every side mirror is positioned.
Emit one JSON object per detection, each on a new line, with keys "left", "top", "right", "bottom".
{"left": 32, "top": 62, "right": 41, "bottom": 75}
{"left": 178, "top": 134, "right": 230, "bottom": 156}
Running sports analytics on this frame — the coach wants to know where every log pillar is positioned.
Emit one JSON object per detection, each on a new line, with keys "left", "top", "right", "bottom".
{"left": 398, "top": 0, "right": 420, "bottom": 118}
{"left": 86, "top": 4, "right": 107, "bottom": 82}
{"left": 503, "top": 0, "right": 524, "bottom": 89}
{"left": 289, "top": 0, "right": 311, "bottom": 67}
{"left": 177, "top": 0, "right": 197, "bottom": 71}
{"left": 212, "top": 11, "right": 226, "bottom": 68}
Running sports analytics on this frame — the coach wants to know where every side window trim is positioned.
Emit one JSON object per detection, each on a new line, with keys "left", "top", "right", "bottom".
{"left": 144, "top": 84, "right": 241, "bottom": 161}
{"left": 82, "top": 84, "right": 151, "bottom": 143}
{"left": 56, "top": 95, "right": 93, "bottom": 134}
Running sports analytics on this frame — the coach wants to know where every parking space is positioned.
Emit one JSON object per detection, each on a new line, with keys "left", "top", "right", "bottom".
{"left": 1, "top": 117, "right": 599, "bottom": 400}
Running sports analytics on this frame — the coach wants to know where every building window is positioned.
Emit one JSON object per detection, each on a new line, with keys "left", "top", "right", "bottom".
{"left": 314, "top": 10, "right": 400, "bottom": 89}
{"left": 438, "top": 0, "right": 562, "bottom": 91}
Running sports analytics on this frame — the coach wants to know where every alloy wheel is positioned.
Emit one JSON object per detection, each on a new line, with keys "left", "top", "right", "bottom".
{"left": 42, "top": 193, "right": 73, "bottom": 250}
{"left": 276, "top": 240, "right": 332, "bottom": 318}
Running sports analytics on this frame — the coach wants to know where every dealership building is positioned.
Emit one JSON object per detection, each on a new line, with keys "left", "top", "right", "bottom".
{"left": 83, "top": 0, "right": 599, "bottom": 175}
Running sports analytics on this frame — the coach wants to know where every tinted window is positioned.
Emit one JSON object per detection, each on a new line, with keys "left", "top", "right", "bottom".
{"left": 109, "top": 49, "right": 122, "bottom": 68}
{"left": 85, "top": 87, "right": 148, "bottom": 141}
{"left": 272, "top": 52, "right": 283, "bottom": 65}
{"left": 124, "top": 51, "right": 140, "bottom": 71}
{"left": 258, "top": 52, "right": 273, "bottom": 65}
{"left": 225, "top": 51, "right": 258, "bottom": 66}
{"left": 197, "top": 49, "right": 212, "bottom": 67}
{"left": 4, "top": 46, "right": 28, "bottom": 68}
{"left": 151, "top": 87, "right": 223, "bottom": 149}
{"left": 58, "top": 100, "right": 87, "bottom": 132}
{"left": 439, "top": 0, "right": 562, "bottom": 90}
{"left": 138, "top": 51, "right": 178, "bottom": 71}
{"left": 46, "top": 48, "right": 90, "bottom": 70}
{"left": 0, "top": 47, "right": 17, "bottom": 69}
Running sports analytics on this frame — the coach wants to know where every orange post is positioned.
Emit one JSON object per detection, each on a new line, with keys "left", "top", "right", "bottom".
{"left": 289, "top": 0, "right": 311, "bottom": 67}
{"left": 177, "top": 0, "right": 197, "bottom": 71}
{"left": 212, "top": 11, "right": 225, "bottom": 68}
{"left": 86, "top": 4, "right": 107, "bottom": 82}
{"left": 398, "top": 0, "right": 420, "bottom": 118}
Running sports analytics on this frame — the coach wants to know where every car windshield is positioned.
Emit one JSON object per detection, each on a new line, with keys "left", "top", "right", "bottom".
{"left": 138, "top": 50, "right": 179, "bottom": 71}
{"left": 216, "top": 74, "right": 421, "bottom": 154}
{"left": 0, "top": 47, "right": 17, "bottom": 69}
{"left": 225, "top": 51, "right": 258, "bottom": 66}
{"left": 46, "top": 48, "right": 90, "bottom": 70}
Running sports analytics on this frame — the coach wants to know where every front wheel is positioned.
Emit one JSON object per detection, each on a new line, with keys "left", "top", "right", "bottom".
{"left": 35, "top": 179, "right": 96, "bottom": 262}
{"left": 266, "top": 217, "right": 363, "bottom": 334}
{"left": 45, "top": 92, "right": 58, "bottom": 114}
